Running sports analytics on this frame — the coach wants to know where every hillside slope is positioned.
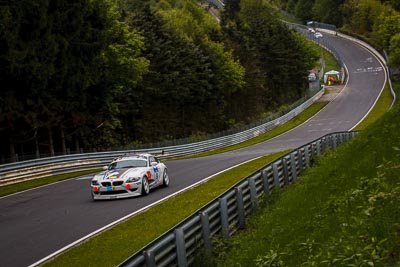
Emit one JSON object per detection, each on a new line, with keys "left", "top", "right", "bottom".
{"left": 215, "top": 85, "right": 400, "bottom": 266}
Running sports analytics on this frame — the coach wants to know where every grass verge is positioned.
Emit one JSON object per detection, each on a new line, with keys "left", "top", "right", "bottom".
{"left": 0, "top": 170, "right": 100, "bottom": 198}
{"left": 44, "top": 150, "right": 289, "bottom": 267}
{"left": 353, "top": 83, "right": 394, "bottom": 131}
{"left": 214, "top": 81, "right": 400, "bottom": 266}
{"left": 323, "top": 47, "right": 340, "bottom": 71}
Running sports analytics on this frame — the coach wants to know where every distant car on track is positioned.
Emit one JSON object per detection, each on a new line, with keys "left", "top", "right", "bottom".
{"left": 307, "top": 27, "right": 316, "bottom": 33}
{"left": 314, "top": 32, "right": 323, "bottom": 39}
{"left": 91, "top": 153, "right": 169, "bottom": 200}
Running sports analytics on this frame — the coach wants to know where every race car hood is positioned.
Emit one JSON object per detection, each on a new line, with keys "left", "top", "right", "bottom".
{"left": 93, "top": 167, "right": 147, "bottom": 181}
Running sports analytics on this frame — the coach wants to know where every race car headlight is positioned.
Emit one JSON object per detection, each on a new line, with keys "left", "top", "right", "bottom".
{"left": 91, "top": 180, "right": 99, "bottom": 186}
{"left": 126, "top": 177, "right": 140, "bottom": 183}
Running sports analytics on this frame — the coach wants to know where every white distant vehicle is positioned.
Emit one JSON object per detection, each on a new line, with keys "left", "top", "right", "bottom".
{"left": 308, "top": 72, "right": 317, "bottom": 82}
{"left": 308, "top": 28, "right": 316, "bottom": 33}
{"left": 314, "top": 32, "right": 323, "bottom": 38}
{"left": 91, "top": 154, "right": 169, "bottom": 200}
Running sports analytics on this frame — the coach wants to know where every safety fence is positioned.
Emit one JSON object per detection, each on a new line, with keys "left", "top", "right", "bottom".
{"left": 0, "top": 89, "right": 324, "bottom": 186}
{"left": 118, "top": 131, "right": 359, "bottom": 267}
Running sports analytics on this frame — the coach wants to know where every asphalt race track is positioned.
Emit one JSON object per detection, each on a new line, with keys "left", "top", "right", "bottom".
{"left": 0, "top": 33, "right": 386, "bottom": 267}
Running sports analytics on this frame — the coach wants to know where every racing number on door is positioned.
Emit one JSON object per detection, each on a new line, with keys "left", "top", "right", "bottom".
{"left": 153, "top": 166, "right": 159, "bottom": 180}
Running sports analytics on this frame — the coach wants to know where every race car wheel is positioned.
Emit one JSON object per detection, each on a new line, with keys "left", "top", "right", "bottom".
{"left": 162, "top": 169, "right": 169, "bottom": 187}
{"left": 141, "top": 176, "right": 150, "bottom": 195}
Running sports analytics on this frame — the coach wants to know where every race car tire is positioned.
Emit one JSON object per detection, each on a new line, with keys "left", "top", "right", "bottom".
{"left": 162, "top": 169, "right": 169, "bottom": 187}
{"left": 141, "top": 176, "right": 150, "bottom": 195}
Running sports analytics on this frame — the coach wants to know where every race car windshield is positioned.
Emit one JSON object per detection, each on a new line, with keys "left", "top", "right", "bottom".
{"left": 108, "top": 159, "right": 147, "bottom": 169}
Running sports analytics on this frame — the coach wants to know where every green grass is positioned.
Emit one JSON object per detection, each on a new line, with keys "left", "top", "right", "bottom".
{"left": 44, "top": 151, "right": 289, "bottom": 267}
{"left": 354, "top": 83, "right": 394, "bottom": 131}
{"left": 0, "top": 170, "right": 100, "bottom": 197}
{"left": 214, "top": 81, "right": 400, "bottom": 267}
{"left": 323, "top": 48, "right": 340, "bottom": 72}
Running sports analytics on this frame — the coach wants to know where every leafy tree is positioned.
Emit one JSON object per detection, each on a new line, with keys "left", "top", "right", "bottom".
{"left": 373, "top": 6, "right": 400, "bottom": 50}
{"left": 312, "top": 0, "right": 345, "bottom": 26}
{"left": 0, "top": 0, "right": 147, "bottom": 161}
{"left": 342, "top": 0, "right": 384, "bottom": 34}
{"left": 388, "top": 33, "right": 400, "bottom": 68}
{"left": 294, "top": 0, "right": 315, "bottom": 22}
{"left": 222, "top": 0, "right": 241, "bottom": 22}
{"left": 217, "top": 0, "right": 319, "bottom": 126}
{"left": 383, "top": 0, "right": 400, "bottom": 10}
{"left": 286, "top": 0, "right": 298, "bottom": 13}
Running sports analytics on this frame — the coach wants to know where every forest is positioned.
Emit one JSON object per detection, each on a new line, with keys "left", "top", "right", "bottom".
{"left": 1, "top": 0, "right": 398, "bottom": 163}
{"left": 0, "top": 0, "right": 318, "bottom": 163}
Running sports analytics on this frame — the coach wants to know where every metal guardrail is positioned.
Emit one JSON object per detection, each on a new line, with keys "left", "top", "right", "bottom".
{"left": 0, "top": 89, "right": 324, "bottom": 186}
{"left": 118, "top": 131, "right": 359, "bottom": 267}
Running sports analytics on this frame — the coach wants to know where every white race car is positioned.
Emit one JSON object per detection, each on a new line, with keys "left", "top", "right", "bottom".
{"left": 91, "top": 154, "right": 169, "bottom": 200}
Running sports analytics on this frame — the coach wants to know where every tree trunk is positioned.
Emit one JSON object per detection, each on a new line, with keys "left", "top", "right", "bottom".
{"left": 75, "top": 134, "right": 80, "bottom": 154}
{"left": 9, "top": 135, "right": 16, "bottom": 162}
{"left": 35, "top": 135, "right": 40, "bottom": 159}
{"left": 34, "top": 128, "right": 40, "bottom": 159}
{"left": 60, "top": 126, "right": 67, "bottom": 155}
{"left": 48, "top": 127, "right": 55, "bottom": 157}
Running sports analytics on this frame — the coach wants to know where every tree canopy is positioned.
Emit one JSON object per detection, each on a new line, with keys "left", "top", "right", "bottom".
{"left": 0, "top": 0, "right": 320, "bottom": 162}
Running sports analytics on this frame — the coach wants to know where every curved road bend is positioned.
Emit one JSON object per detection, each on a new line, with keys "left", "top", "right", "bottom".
{"left": 0, "top": 33, "right": 386, "bottom": 267}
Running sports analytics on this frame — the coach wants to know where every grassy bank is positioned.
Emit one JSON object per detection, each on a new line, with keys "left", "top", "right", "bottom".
{"left": 354, "top": 83, "right": 393, "bottom": 131}
{"left": 214, "top": 81, "right": 400, "bottom": 266}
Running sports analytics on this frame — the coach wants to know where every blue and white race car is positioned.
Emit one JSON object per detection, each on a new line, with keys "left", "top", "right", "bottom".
{"left": 91, "top": 153, "right": 169, "bottom": 200}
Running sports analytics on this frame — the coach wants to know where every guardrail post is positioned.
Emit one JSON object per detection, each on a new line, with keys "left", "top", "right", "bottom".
{"left": 304, "top": 145, "right": 310, "bottom": 167}
{"left": 338, "top": 133, "right": 343, "bottom": 145}
{"left": 144, "top": 250, "right": 157, "bottom": 267}
{"left": 321, "top": 137, "right": 327, "bottom": 153}
{"left": 298, "top": 148, "right": 304, "bottom": 170}
{"left": 332, "top": 134, "right": 337, "bottom": 150}
{"left": 325, "top": 136, "right": 330, "bottom": 150}
{"left": 316, "top": 140, "right": 321, "bottom": 156}
{"left": 261, "top": 169, "right": 270, "bottom": 195}
{"left": 282, "top": 157, "right": 289, "bottom": 185}
{"left": 272, "top": 161, "right": 281, "bottom": 189}
{"left": 235, "top": 188, "right": 246, "bottom": 229}
{"left": 200, "top": 212, "right": 212, "bottom": 251}
{"left": 343, "top": 133, "right": 348, "bottom": 142}
{"left": 310, "top": 143, "right": 315, "bottom": 159}
{"left": 248, "top": 177, "right": 258, "bottom": 206}
{"left": 290, "top": 152, "right": 298, "bottom": 182}
{"left": 175, "top": 228, "right": 187, "bottom": 267}
{"left": 219, "top": 197, "right": 230, "bottom": 239}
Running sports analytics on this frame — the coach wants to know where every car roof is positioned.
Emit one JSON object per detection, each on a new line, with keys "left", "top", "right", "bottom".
{"left": 111, "top": 153, "right": 153, "bottom": 163}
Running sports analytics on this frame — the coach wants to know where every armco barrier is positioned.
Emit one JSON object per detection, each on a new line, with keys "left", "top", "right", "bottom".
{"left": 118, "top": 131, "right": 359, "bottom": 267}
{"left": 0, "top": 89, "right": 324, "bottom": 186}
